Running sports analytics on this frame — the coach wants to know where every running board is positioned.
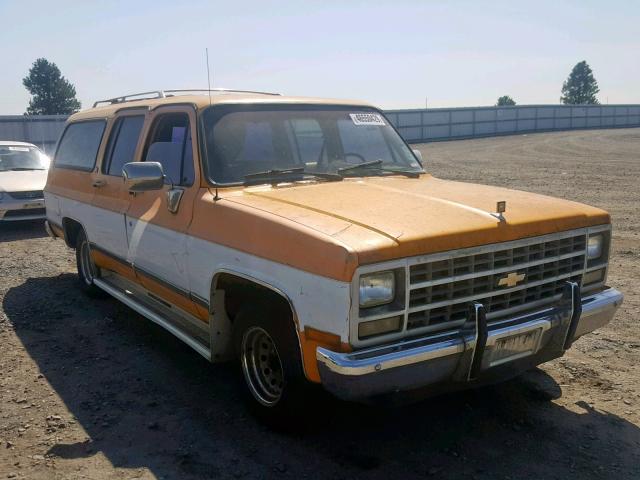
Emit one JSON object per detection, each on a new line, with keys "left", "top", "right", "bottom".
{"left": 93, "top": 278, "right": 211, "bottom": 361}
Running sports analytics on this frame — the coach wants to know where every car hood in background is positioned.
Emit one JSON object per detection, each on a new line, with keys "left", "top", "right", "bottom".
{"left": 0, "top": 169, "right": 48, "bottom": 193}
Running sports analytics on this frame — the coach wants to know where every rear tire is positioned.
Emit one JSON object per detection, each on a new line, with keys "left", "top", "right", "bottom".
{"left": 75, "top": 229, "right": 106, "bottom": 298}
{"left": 233, "top": 303, "right": 308, "bottom": 426}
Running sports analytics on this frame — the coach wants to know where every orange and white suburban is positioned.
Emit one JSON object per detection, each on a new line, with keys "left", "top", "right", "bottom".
{"left": 44, "top": 89, "right": 623, "bottom": 419}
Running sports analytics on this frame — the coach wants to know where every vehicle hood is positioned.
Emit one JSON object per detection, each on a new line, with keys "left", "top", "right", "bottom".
{"left": 218, "top": 175, "right": 609, "bottom": 280}
{"left": 0, "top": 169, "right": 48, "bottom": 193}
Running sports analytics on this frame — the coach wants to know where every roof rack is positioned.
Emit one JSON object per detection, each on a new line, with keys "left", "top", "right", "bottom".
{"left": 164, "top": 88, "right": 280, "bottom": 97}
{"left": 92, "top": 88, "right": 280, "bottom": 108}
{"left": 93, "top": 91, "right": 166, "bottom": 108}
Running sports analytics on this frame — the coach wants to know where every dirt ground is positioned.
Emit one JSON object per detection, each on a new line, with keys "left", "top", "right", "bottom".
{"left": 1, "top": 128, "right": 638, "bottom": 480}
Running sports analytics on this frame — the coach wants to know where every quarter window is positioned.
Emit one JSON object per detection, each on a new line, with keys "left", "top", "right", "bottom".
{"left": 144, "top": 113, "right": 194, "bottom": 186}
{"left": 55, "top": 121, "right": 106, "bottom": 170}
{"left": 103, "top": 116, "right": 145, "bottom": 176}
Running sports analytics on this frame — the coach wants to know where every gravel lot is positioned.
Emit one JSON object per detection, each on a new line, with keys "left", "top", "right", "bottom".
{"left": 1, "top": 128, "right": 639, "bottom": 479}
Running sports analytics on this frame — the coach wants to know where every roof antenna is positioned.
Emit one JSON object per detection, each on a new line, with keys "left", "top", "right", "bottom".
{"left": 205, "top": 48, "right": 212, "bottom": 106}
{"left": 205, "top": 47, "right": 220, "bottom": 201}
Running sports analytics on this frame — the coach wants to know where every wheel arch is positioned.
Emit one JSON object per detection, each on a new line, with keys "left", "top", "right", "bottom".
{"left": 61, "top": 216, "right": 86, "bottom": 249}
{"left": 209, "top": 269, "right": 307, "bottom": 375}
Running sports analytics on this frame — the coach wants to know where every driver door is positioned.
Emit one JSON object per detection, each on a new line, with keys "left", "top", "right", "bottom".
{"left": 125, "top": 105, "right": 202, "bottom": 318}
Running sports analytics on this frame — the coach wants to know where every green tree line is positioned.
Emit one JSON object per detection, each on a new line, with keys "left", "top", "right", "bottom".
{"left": 20, "top": 58, "right": 602, "bottom": 115}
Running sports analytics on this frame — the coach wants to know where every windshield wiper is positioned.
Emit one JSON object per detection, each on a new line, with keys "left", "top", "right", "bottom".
{"left": 243, "top": 167, "right": 342, "bottom": 185}
{"left": 377, "top": 167, "right": 422, "bottom": 178}
{"left": 337, "top": 160, "right": 421, "bottom": 178}
{"left": 337, "top": 159, "right": 383, "bottom": 173}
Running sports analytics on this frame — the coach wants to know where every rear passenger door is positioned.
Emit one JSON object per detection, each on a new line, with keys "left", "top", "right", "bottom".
{"left": 125, "top": 105, "right": 201, "bottom": 317}
{"left": 45, "top": 120, "right": 107, "bottom": 231}
{"left": 91, "top": 111, "right": 146, "bottom": 262}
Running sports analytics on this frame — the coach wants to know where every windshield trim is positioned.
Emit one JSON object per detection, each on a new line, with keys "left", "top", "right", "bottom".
{"left": 198, "top": 103, "right": 424, "bottom": 188}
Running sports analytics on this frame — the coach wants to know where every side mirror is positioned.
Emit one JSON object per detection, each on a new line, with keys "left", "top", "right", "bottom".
{"left": 412, "top": 149, "right": 423, "bottom": 162}
{"left": 122, "top": 162, "right": 164, "bottom": 192}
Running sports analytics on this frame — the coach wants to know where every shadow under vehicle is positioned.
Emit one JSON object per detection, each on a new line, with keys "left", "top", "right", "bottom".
{"left": 4, "top": 273, "right": 639, "bottom": 479}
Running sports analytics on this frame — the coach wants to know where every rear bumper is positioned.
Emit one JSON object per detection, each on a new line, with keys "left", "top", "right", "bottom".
{"left": 0, "top": 198, "right": 46, "bottom": 221}
{"left": 317, "top": 285, "right": 623, "bottom": 401}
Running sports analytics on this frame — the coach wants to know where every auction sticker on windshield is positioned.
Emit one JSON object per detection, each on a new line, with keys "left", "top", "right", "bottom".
{"left": 350, "top": 113, "right": 386, "bottom": 126}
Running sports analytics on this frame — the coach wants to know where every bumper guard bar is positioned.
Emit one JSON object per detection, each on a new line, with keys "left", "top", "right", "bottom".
{"left": 316, "top": 285, "right": 623, "bottom": 400}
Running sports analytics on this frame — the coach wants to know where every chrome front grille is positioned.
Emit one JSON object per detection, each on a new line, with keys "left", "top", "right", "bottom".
{"left": 406, "top": 233, "right": 586, "bottom": 332}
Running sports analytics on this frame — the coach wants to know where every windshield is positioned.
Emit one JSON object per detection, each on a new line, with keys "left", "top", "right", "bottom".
{"left": 201, "top": 105, "right": 423, "bottom": 184}
{"left": 0, "top": 145, "right": 48, "bottom": 172}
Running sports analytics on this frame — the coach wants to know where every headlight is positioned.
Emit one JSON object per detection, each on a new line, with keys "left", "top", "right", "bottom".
{"left": 359, "top": 271, "right": 395, "bottom": 308}
{"left": 587, "top": 234, "right": 603, "bottom": 260}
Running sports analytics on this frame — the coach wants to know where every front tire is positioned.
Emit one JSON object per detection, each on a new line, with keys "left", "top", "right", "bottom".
{"left": 241, "top": 326, "right": 286, "bottom": 406}
{"left": 233, "top": 304, "right": 307, "bottom": 425}
{"left": 75, "top": 229, "right": 105, "bottom": 297}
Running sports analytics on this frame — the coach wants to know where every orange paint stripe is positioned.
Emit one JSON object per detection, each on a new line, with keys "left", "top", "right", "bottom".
{"left": 135, "top": 271, "right": 208, "bottom": 323}
{"left": 49, "top": 222, "right": 65, "bottom": 239}
{"left": 91, "top": 250, "right": 138, "bottom": 283}
{"left": 299, "top": 327, "right": 351, "bottom": 383}
{"left": 91, "top": 248, "right": 208, "bottom": 323}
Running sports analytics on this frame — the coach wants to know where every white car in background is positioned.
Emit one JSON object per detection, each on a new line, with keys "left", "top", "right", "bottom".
{"left": 0, "top": 141, "right": 49, "bottom": 222}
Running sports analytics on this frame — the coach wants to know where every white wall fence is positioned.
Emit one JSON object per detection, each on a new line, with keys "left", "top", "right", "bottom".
{"left": 1, "top": 104, "right": 640, "bottom": 153}
{"left": 385, "top": 104, "right": 640, "bottom": 143}
{"left": 0, "top": 115, "right": 68, "bottom": 154}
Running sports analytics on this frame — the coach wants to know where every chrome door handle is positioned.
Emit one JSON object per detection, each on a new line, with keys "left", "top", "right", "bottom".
{"left": 92, "top": 180, "right": 106, "bottom": 188}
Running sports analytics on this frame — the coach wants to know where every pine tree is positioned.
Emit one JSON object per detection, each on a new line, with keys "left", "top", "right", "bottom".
{"left": 560, "top": 61, "right": 600, "bottom": 105}
{"left": 496, "top": 95, "right": 516, "bottom": 106}
{"left": 23, "top": 58, "right": 81, "bottom": 115}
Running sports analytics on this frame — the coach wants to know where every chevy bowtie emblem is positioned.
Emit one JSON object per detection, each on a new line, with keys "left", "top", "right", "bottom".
{"left": 498, "top": 272, "right": 526, "bottom": 288}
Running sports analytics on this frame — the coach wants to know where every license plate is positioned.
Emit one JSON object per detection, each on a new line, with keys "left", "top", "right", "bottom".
{"left": 490, "top": 328, "right": 542, "bottom": 366}
{"left": 23, "top": 202, "right": 43, "bottom": 209}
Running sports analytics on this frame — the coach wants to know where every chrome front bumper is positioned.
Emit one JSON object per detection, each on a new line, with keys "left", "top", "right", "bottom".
{"left": 317, "top": 285, "right": 623, "bottom": 401}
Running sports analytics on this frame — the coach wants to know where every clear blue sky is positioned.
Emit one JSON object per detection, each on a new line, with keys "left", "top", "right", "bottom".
{"left": 1, "top": 0, "right": 638, "bottom": 114}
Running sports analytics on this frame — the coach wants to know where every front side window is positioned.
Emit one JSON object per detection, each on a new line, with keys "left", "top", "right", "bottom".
{"left": 55, "top": 121, "right": 106, "bottom": 171}
{"left": 0, "top": 145, "right": 47, "bottom": 172}
{"left": 143, "top": 113, "right": 194, "bottom": 186}
{"left": 103, "top": 115, "right": 145, "bottom": 176}
{"left": 201, "top": 105, "right": 421, "bottom": 185}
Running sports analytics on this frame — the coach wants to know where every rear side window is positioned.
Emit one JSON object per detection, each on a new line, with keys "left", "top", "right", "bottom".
{"left": 55, "top": 121, "right": 106, "bottom": 171}
{"left": 103, "top": 116, "right": 145, "bottom": 176}
{"left": 143, "top": 113, "right": 194, "bottom": 186}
